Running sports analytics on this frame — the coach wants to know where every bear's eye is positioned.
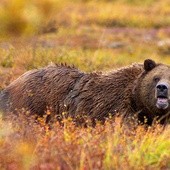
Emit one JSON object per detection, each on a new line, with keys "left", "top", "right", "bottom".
{"left": 153, "top": 77, "right": 160, "bottom": 83}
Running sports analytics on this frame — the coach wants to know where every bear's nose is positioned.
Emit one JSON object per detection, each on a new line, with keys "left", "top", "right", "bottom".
{"left": 156, "top": 84, "right": 168, "bottom": 92}
{"left": 156, "top": 83, "right": 169, "bottom": 99}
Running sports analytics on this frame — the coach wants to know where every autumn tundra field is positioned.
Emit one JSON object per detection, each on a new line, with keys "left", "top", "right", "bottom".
{"left": 0, "top": 0, "right": 170, "bottom": 169}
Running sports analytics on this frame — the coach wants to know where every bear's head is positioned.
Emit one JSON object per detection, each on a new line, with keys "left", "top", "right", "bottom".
{"left": 133, "top": 59, "right": 170, "bottom": 121}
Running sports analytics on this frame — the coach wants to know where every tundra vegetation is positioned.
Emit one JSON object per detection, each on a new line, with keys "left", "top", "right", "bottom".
{"left": 0, "top": 0, "right": 170, "bottom": 169}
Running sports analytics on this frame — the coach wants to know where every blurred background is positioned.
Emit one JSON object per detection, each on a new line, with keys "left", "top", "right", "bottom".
{"left": 0, "top": 0, "right": 170, "bottom": 88}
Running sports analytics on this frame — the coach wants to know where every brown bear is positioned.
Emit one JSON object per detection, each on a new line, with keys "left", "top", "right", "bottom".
{"left": 0, "top": 59, "right": 170, "bottom": 125}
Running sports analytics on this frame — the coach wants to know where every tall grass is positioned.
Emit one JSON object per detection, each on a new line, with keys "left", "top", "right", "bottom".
{"left": 0, "top": 114, "right": 169, "bottom": 169}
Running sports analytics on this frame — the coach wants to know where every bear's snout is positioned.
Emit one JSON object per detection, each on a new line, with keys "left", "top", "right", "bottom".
{"left": 155, "top": 82, "right": 169, "bottom": 110}
{"left": 156, "top": 83, "right": 168, "bottom": 97}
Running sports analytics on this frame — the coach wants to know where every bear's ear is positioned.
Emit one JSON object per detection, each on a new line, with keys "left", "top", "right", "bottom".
{"left": 144, "top": 59, "right": 157, "bottom": 72}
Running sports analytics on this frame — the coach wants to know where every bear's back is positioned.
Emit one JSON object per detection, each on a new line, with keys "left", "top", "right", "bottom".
{"left": 4, "top": 64, "right": 84, "bottom": 115}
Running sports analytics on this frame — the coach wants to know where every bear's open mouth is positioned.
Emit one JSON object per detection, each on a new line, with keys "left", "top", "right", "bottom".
{"left": 156, "top": 95, "right": 169, "bottom": 110}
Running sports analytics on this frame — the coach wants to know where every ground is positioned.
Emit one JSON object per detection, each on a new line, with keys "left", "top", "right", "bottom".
{"left": 0, "top": 0, "right": 170, "bottom": 169}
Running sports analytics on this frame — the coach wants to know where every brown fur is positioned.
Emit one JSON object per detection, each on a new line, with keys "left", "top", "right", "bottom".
{"left": 131, "top": 63, "right": 170, "bottom": 125}
{"left": 0, "top": 60, "right": 170, "bottom": 125}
